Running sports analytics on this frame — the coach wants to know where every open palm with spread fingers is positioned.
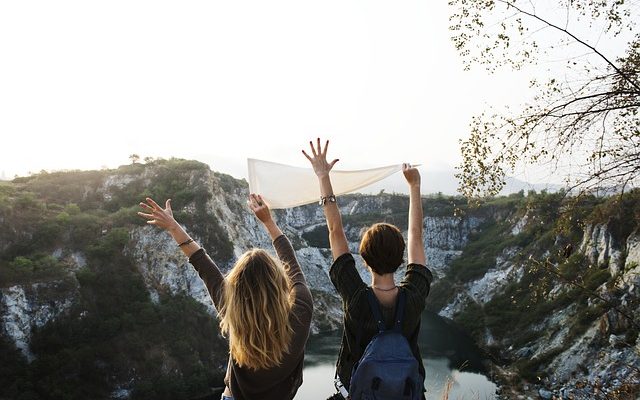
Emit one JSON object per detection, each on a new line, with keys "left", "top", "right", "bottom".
{"left": 302, "top": 138, "right": 349, "bottom": 260}
{"left": 302, "top": 138, "right": 339, "bottom": 178}
{"left": 137, "top": 197, "right": 179, "bottom": 232}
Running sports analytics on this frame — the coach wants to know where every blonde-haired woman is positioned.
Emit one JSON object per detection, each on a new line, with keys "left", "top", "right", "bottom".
{"left": 138, "top": 194, "right": 313, "bottom": 400}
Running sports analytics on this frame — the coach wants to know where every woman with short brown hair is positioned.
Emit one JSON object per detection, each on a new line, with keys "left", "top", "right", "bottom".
{"left": 303, "top": 139, "right": 433, "bottom": 400}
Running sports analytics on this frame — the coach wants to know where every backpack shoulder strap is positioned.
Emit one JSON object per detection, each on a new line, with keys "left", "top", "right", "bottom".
{"left": 365, "top": 287, "right": 386, "bottom": 333}
{"left": 392, "top": 288, "right": 407, "bottom": 333}
{"left": 366, "top": 287, "right": 408, "bottom": 333}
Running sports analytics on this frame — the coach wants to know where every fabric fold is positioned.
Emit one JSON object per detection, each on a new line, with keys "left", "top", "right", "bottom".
{"left": 247, "top": 158, "right": 403, "bottom": 209}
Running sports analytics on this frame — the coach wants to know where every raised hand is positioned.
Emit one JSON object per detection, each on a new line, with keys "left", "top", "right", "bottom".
{"left": 302, "top": 138, "right": 339, "bottom": 178}
{"left": 247, "top": 193, "right": 282, "bottom": 239}
{"left": 247, "top": 193, "right": 273, "bottom": 225}
{"left": 137, "top": 197, "right": 180, "bottom": 231}
{"left": 303, "top": 138, "right": 349, "bottom": 259}
{"left": 402, "top": 163, "right": 421, "bottom": 188}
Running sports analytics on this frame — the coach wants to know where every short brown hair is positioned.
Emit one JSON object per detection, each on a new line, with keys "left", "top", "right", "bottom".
{"left": 359, "top": 223, "right": 405, "bottom": 274}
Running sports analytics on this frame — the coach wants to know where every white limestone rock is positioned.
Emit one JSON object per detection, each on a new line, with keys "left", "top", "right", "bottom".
{"left": 579, "top": 223, "right": 625, "bottom": 275}
{"left": 511, "top": 214, "right": 529, "bottom": 236}
{"left": 128, "top": 226, "right": 215, "bottom": 314}
{"left": 1, "top": 280, "right": 78, "bottom": 361}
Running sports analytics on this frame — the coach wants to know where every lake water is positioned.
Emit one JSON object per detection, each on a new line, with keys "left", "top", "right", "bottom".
{"left": 296, "top": 312, "right": 497, "bottom": 400}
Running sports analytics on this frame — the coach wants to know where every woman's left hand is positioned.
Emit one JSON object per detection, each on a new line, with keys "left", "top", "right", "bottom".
{"left": 138, "top": 197, "right": 180, "bottom": 232}
{"left": 248, "top": 194, "right": 273, "bottom": 225}
{"left": 402, "top": 163, "right": 421, "bottom": 188}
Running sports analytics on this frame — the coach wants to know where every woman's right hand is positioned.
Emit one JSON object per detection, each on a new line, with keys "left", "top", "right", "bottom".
{"left": 247, "top": 193, "right": 273, "bottom": 225}
{"left": 137, "top": 197, "right": 180, "bottom": 232}
{"left": 302, "top": 138, "right": 339, "bottom": 178}
{"left": 248, "top": 193, "right": 283, "bottom": 240}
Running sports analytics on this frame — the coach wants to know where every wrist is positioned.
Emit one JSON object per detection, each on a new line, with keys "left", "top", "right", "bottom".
{"left": 318, "top": 174, "right": 333, "bottom": 189}
{"left": 261, "top": 217, "right": 276, "bottom": 227}
{"left": 167, "top": 222, "right": 183, "bottom": 234}
{"left": 320, "top": 194, "right": 337, "bottom": 206}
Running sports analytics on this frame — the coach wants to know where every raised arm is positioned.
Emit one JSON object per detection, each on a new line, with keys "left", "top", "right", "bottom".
{"left": 303, "top": 138, "right": 349, "bottom": 260}
{"left": 403, "top": 164, "right": 426, "bottom": 266}
{"left": 138, "top": 197, "right": 225, "bottom": 309}
{"left": 248, "top": 193, "right": 309, "bottom": 294}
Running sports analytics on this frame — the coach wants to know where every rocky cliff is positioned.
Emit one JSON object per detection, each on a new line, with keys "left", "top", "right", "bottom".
{"left": 1, "top": 161, "right": 638, "bottom": 399}
{"left": 1, "top": 160, "right": 492, "bottom": 399}
{"left": 430, "top": 193, "right": 640, "bottom": 399}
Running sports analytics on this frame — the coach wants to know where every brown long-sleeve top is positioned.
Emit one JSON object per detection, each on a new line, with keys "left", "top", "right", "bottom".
{"left": 188, "top": 234, "right": 313, "bottom": 400}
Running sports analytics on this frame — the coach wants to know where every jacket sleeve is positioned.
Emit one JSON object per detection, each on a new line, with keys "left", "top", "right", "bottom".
{"left": 329, "top": 253, "right": 367, "bottom": 309}
{"left": 400, "top": 263, "right": 433, "bottom": 310}
{"left": 273, "top": 234, "right": 306, "bottom": 286}
{"left": 189, "top": 248, "right": 226, "bottom": 311}
{"left": 273, "top": 234, "right": 313, "bottom": 314}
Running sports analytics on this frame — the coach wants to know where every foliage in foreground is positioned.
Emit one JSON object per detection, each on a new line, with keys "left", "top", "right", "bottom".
{"left": 451, "top": 0, "right": 640, "bottom": 198}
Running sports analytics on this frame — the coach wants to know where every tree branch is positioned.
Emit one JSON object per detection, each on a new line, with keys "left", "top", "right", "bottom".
{"left": 496, "top": 0, "right": 640, "bottom": 91}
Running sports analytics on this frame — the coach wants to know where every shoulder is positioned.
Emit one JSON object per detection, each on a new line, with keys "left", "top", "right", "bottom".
{"left": 405, "top": 263, "right": 434, "bottom": 284}
{"left": 329, "top": 253, "right": 357, "bottom": 282}
{"left": 329, "top": 253, "right": 369, "bottom": 306}
{"left": 399, "top": 264, "right": 434, "bottom": 308}
{"left": 331, "top": 252, "right": 355, "bottom": 269}
{"left": 329, "top": 253, "right": 366, "bottom": 289}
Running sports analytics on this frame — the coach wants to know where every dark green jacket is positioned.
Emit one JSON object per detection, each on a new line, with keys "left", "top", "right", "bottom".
{"left": 329, "top": 253, "right": 433, "bottom": 394}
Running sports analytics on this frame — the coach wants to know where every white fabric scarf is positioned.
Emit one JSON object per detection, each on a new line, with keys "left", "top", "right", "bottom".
{"left": 247, "top": 158, "right": 403, "bottom": 209}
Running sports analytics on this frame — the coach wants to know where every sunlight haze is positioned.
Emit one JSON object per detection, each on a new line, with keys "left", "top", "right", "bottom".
{"left": 2, "top": 1, "right": 541, "bottom": 190}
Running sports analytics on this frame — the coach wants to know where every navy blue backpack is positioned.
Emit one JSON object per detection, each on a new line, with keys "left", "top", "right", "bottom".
{"left": 348, "top": 288, "right": 423, "bottom": 400}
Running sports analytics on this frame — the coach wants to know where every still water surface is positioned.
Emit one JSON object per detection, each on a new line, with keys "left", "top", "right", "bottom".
{"left": 296, "top": 312, "right": 497, "bottom": 400}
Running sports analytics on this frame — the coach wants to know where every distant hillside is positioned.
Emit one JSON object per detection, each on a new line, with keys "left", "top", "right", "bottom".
{"left": 358, "top": 169, "right": 563, "bottom": 196}
{"left": 0, "top": 160, "right": 638, "bottom": 400}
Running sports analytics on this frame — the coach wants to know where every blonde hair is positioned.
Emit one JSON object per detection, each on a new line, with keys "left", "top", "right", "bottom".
{"left": 219, "top": 249, "right": 294, "bottom": 370}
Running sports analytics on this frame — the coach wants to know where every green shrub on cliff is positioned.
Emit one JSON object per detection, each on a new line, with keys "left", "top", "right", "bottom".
{"left": 0, "top": 254, "right": 67, "bottom": 286}
{"left": 0, "top": 161, "right": 239, "bottom": 399}
{"left": 426, "top": 190, "right": 640, "bottom": 385}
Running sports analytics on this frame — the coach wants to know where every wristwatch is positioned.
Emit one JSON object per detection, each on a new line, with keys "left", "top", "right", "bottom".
{"left": 319, "top": 195, "right": 337, "bottom": 206}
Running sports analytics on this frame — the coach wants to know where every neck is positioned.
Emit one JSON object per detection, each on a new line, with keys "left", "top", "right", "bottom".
{"left": 371, "top": 273, "right": 395, "bottom": 290}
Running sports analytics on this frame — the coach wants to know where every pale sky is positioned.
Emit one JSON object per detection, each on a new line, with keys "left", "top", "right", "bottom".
{"left": 0, "top": 1, "right": 612, "bottom": 190}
